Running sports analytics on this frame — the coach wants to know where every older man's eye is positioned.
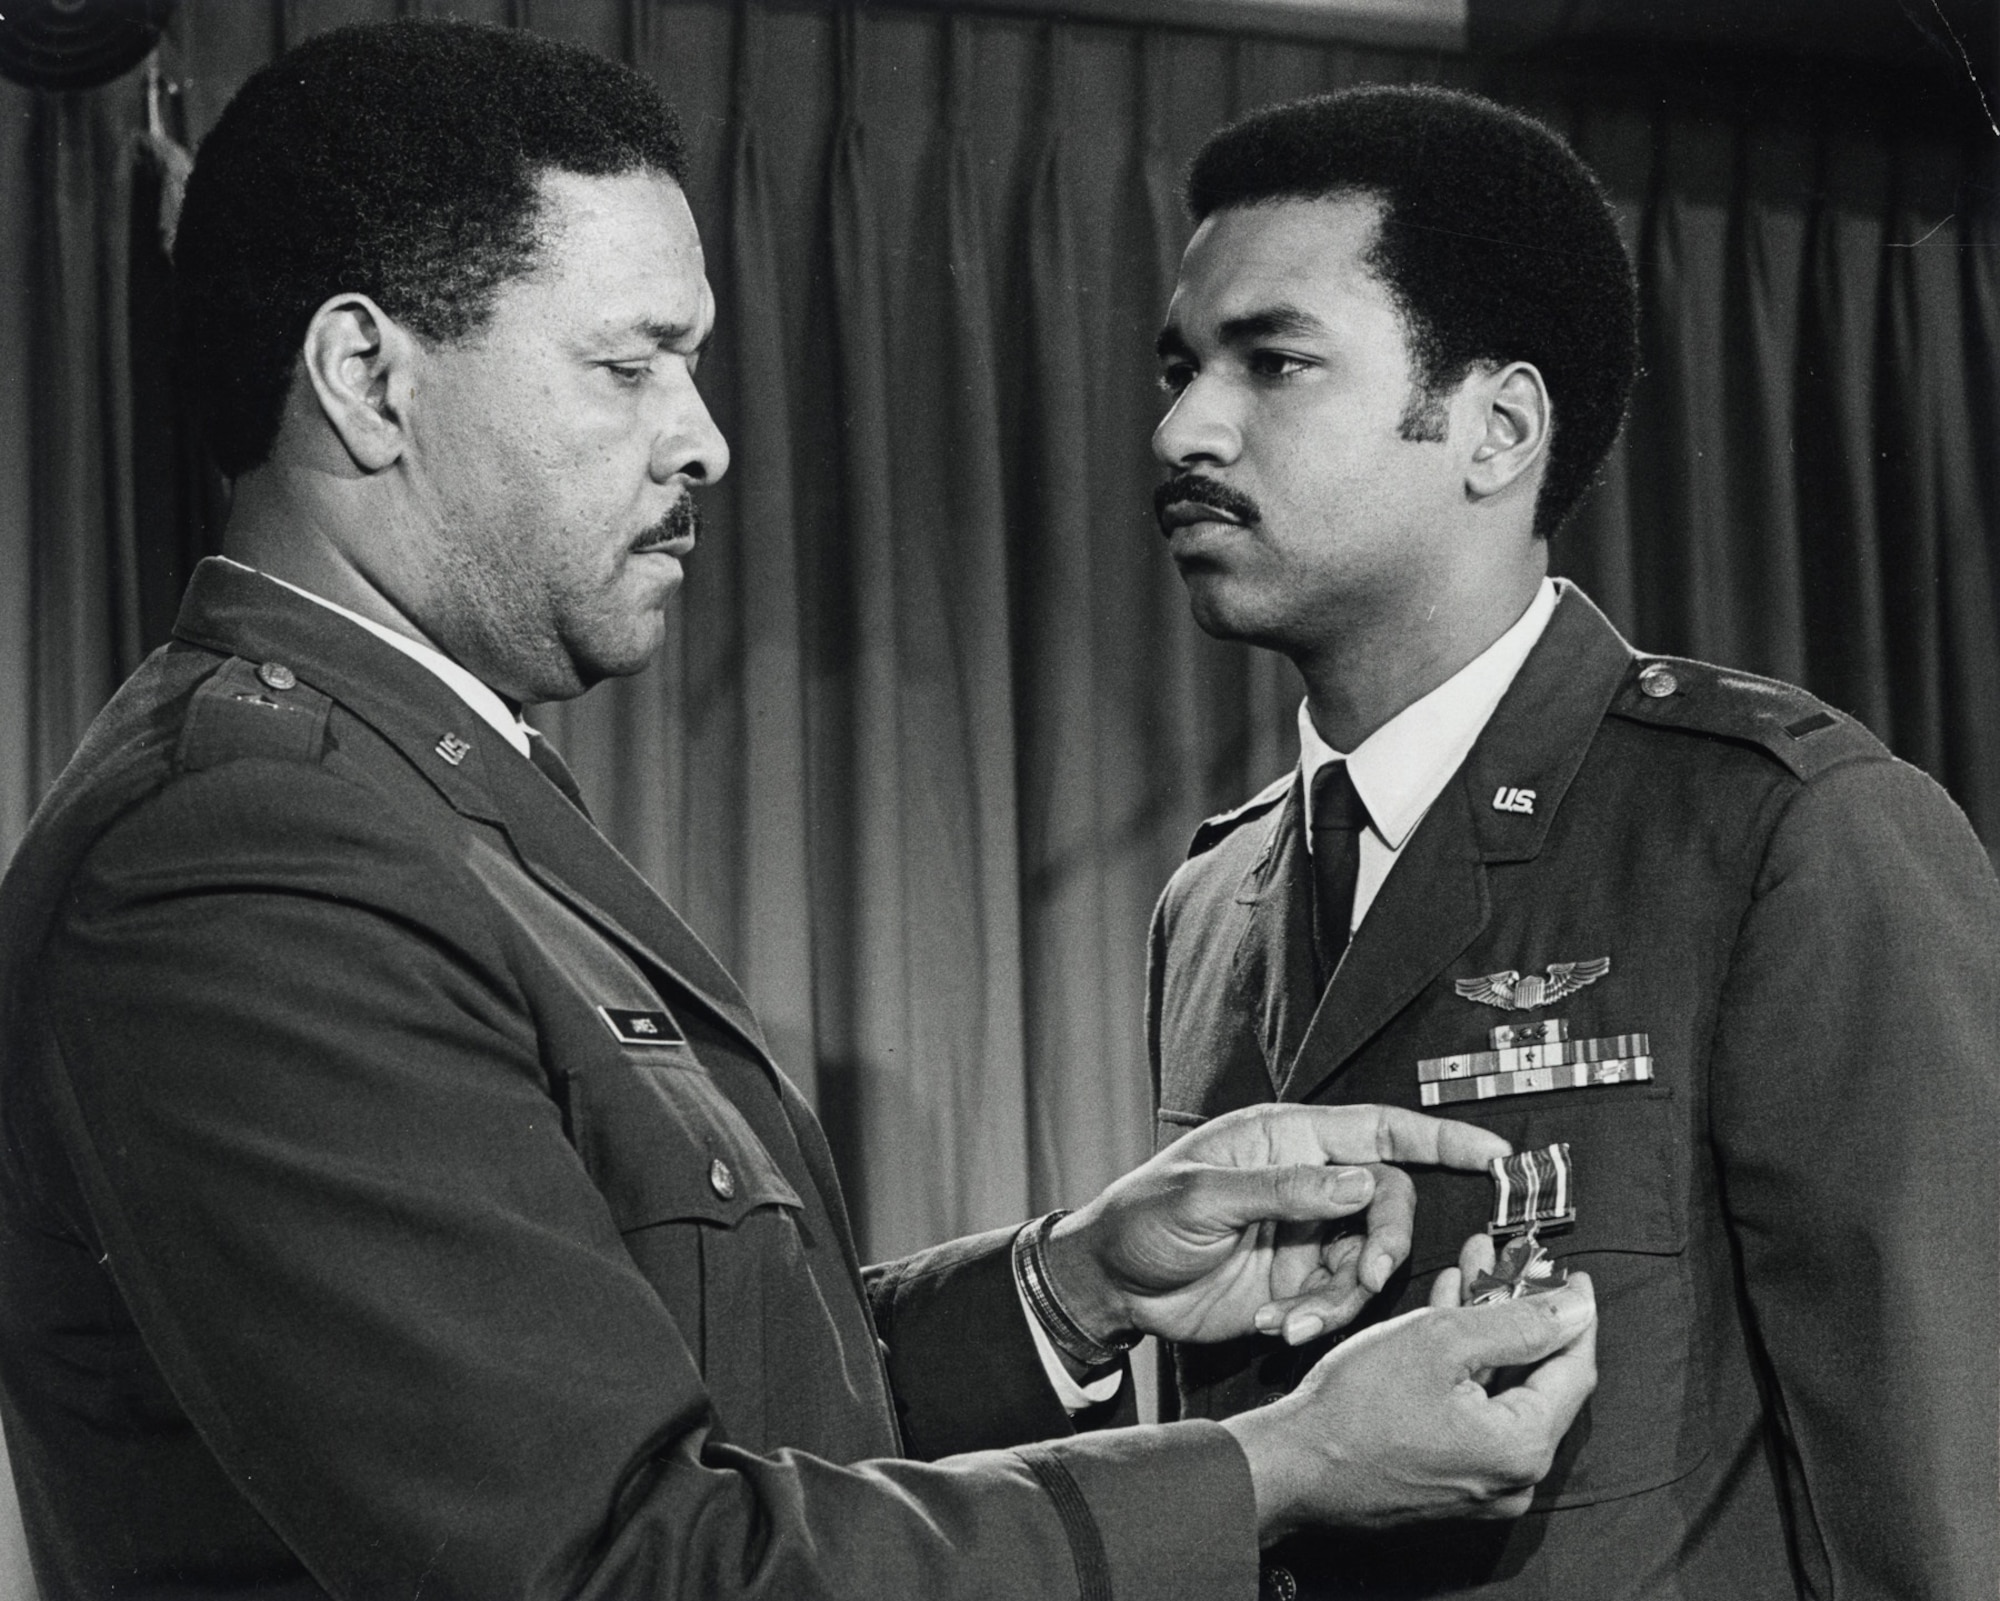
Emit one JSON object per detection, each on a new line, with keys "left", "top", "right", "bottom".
{"left": 604, "top": 362, "right": 651, "bottom": 386}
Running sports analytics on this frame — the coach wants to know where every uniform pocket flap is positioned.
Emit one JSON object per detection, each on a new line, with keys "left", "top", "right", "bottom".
{"left": 571, "top": 1047, "right": 803, "bottom": 1231}
{"left": 1407, "top": 1084, "right": 1683, "bottom": 1276}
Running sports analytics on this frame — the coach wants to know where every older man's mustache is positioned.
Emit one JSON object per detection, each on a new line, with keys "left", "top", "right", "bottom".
{"left": 631, "top": 494, "right": 701, "bottom": 554}
{"left": 1154, "top": 472, "right": 1262, "bottom": 536}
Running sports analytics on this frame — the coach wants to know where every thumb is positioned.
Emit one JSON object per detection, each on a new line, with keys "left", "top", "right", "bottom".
{"left": 1191, "top": 1162, "right": 1376, "bottom": 1229}
{"left": 1441, "top": 1277, "right": 1596, "bottom": 1374}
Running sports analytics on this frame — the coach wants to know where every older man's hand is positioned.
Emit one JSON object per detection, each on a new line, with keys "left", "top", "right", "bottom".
{"left": 1225, "top": 1276, "right": 1599, "bottom": 1538}
{"left": 1042, "top": 1103, "right": 1509, "bottom": 1349}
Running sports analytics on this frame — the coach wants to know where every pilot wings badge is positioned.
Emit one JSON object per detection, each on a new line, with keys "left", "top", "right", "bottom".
{"left": 1455, "top": 957, "right": 1610, "bottom": 1012}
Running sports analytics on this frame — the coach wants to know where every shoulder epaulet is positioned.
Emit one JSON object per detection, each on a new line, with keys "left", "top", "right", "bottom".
{"left": 176, "top": 656, "right": 334, "bottom": 773}
{"left": 1187, "top": 772, "right": 1293, "bottom": 859}
{"left": 1609, "top": 655, "right": 1887, "bottom": 782}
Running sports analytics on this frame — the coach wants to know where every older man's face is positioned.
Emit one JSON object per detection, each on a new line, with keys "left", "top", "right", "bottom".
{"left": 1151, "top": 195, "right": 1466, "bottom": 660}
{"left": 402, "top": 167, "right": 729, "bottom": 703}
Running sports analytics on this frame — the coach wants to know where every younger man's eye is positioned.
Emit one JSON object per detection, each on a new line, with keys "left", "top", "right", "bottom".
{"left": 1249, "top": 350, "right": 1309, "bottom": 379}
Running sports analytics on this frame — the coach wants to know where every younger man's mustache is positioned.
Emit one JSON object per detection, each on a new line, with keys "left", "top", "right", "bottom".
{"left": 1154, "top": 472, "right": 1262, "bottom": 535}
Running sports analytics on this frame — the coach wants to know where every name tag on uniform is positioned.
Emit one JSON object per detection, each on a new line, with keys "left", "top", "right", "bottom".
{"left": 597, "top": 1006, "right": 684, "bottom": 1046}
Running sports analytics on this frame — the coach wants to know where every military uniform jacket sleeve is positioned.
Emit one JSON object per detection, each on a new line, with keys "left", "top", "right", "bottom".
{"left": 1697, "top": 733, "right": 1998, "bottom": 1597}
{"left": 0, "top": 562, "right": 1257, "bottom": 1601}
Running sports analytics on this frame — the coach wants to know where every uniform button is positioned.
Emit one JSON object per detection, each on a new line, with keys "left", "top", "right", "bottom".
{"left": 1261, "top": 1564, "right": 1298, "bottom": 1601}
{"left": 1638, "top": 663, "right": 1679, "bottom": 698}
{"left": 708, "top": 1157, "right": 736, "bottom": 1200}
{"left": 258, "top": 661, "right": 297, "bottom": 691}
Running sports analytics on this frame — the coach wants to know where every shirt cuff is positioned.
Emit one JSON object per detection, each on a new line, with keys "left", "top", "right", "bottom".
{"left": 1016, "top": 1270, "right": 1123, "bottom": 1412}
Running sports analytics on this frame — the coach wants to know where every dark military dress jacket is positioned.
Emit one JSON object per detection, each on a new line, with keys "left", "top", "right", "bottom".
{"left": 1152, "top": 584, "right": 1999, "bottom": 1600}
{"left": 0, "top": 560, "right": 1256, "bottom": 1600}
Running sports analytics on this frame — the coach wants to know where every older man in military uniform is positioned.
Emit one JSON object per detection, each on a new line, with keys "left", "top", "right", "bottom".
{"left": 1148, "top": 87, "right": 1998, "bottom": 1599}
{"left": 0, "top": 26, "right": 1606, "bottom": 1601}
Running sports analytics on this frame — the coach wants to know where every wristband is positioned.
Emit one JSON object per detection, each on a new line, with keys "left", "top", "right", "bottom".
{"left": 1011, "top": 1209, "right": 1139, "bottom": 1370}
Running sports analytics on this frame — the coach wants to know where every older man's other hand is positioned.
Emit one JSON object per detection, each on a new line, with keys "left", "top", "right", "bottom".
{"left": 1224, "top": 1275, "right": 1599, "bottom": 1539}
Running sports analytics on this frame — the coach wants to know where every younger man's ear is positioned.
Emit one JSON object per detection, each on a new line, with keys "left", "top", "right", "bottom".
{"left": 1463, "top": 361, "right": 1550, "bottom": 504}
{"left": 299, "top": 293, "right": 418, "bottom": 473}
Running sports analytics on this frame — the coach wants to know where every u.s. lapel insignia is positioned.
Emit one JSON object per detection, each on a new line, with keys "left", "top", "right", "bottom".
{"left": 1491, "top": 786, "right": 1537, "bottom": 815}
{"left": 1455, "top": 956, "right": 1610, "bottom": 1012}
{"left": 435, "top": 731, "right": 473, "bottom": 766}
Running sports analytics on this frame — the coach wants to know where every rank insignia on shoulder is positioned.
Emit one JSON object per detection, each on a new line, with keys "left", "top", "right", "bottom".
{"left": 598, "top": 1006, "right": 685, "bottom": 1046}
{"left": 1455, "top": 957, "right": 1610, "bottom": 1012}
{"left": 1466, "top": 1227, "right": 1571, "bottom": 1306}
{"left": 1488, "top": 1143, "right": 1575, "bottom": 1238}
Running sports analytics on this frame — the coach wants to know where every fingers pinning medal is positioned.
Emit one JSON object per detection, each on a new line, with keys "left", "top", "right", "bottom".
{"left": 1465, "top": 1228, "right": 1570, "bottom": 1306}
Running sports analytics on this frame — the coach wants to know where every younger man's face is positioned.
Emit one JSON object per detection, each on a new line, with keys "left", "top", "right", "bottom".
{"left": 1151, "top": 195, "right": 1468, "bottom": 659}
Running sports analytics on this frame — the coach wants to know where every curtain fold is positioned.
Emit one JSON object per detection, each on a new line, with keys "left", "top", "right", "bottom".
{"left": 1017, "top": 28, "right": 1116, "bottom": 1206}
{"left": 1551, "top": 102, "right": 1649, "bottom": 628}
{"left": 1931, "top": 208, "right": 2000, "bottom": 833}
{"left": 3, "top": 0, "right": 1994, "bottom": 1273}
{"left": 1716, "top": 124, "right": 1810, "bottom": 682}
{"left": 1798, "top": 138, "right": 1895, "bottom": 729}
{"left": 0, "top": 83, "right": 39, "bottom": 856}
{"left": 923, "top": 19, "right": 1032, "bottom": 1241}
{"left": 27, "top": 91, "right": 132, "bottom": 794}
{"left": 722, "top": 0, "right": 819, "bottom": 1100}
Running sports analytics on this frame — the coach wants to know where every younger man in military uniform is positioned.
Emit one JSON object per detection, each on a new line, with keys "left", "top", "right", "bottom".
{"left": 1149, "top": 86, "right": 1998, "bottom": 1599}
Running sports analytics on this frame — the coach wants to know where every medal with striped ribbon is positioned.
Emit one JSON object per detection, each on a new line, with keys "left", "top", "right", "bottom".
{"left": 1466, "top": 1142, "right": 1576, "bottom": 1304}
{"left": 1488, "top": 1142, "right": 1575, "bottom": 1237}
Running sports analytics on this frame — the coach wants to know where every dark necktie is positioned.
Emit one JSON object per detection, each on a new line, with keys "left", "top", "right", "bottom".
{"left": 1309, "top": 760, "right": 1369, "bottom": 985}
{"left": 526, "top": 728, "right": 593, "bottom": 820}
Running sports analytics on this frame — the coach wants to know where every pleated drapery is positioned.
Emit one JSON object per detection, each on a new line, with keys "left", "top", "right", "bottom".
{"left": 3, "top": 0, "right": 1995, "bottom": 1267}
{"left": 2, "top": 6, "right": 1995, "bottom": 1589}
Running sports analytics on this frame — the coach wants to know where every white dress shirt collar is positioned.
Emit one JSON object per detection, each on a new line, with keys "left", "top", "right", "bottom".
{"left": 220, "top": 558, "right": 533, "bottom": 758}
{"left": 1299, "top": 578, "right": 1560, "bottom": 852}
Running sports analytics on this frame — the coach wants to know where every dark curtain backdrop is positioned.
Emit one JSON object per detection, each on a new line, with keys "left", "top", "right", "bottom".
{"left": 3, "top": 0, "right": 1996, "bottom": 1260}
{"left": 2, "top": 5, "right": 1995, "bottom": 1588}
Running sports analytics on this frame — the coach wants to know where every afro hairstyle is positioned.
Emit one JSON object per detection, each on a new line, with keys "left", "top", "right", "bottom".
{"left": 1185, "top": 86, "right": 1638, "bottom": 539}
{"left": 174, "top": 18, "right": 686, "bottom": 478}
